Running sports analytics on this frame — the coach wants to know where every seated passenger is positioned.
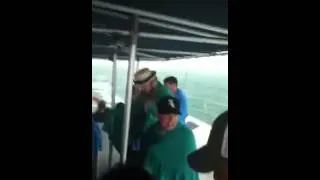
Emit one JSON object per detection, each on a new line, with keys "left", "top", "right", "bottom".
{"left": 140, "top": 96, "right": 199, "bottom": 180}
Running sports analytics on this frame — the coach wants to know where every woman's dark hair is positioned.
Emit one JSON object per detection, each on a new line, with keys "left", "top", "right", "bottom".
{"left": 101, "top": 165, "right": 153, "bottom": 180}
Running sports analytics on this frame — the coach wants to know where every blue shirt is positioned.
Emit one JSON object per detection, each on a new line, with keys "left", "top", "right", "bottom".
{"left": 92, "top": 120, "right": 102, "bottom": 159}
{"left": 176, "top": 88, "right": 188, "bottom": 124}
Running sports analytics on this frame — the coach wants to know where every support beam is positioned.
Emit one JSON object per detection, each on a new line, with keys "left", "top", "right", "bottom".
{"left": 92, "top": 54, "right": 158, "bottom": 61}
{"left": 139, "top": 19, "right": 227, "bottom": 39}
{"left": 92, "top": 1, "right": 228, "bottom": 35}
{"left": 93, "top": 44, "right": 165, "bottom": 59}
{"left": 92, "top": 8, "right": 227, "bottom": 39}
{"left": 117, "top": 56, "right": 163, "bottom": 61}
{"left": 92, "top": 28, "right": 228, "bottom": 45}
{"left": 92, "top": 44, "right": 114, "bottom": 49}
{"left": 93, "top": 44, "right": 210, "bottom": 56}
{"left": 121, "top": 15, "right": 139, "bottom": 165}
{"left": 139, "top": 32, "right": 227, "bottom": 45}
{"left": 135, "top": 51, "right": 163, "bottom": 59}
{"left": 137, "top": 48, "right": 210, "bottom": 56}
{"left": 216, "top": 51, "right": 228, "bottom": 55}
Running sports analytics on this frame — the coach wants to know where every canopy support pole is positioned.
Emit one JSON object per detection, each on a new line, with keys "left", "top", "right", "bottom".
{"left": 108, "top": 50, "right": 118, "bottom": 170}
{"left": 121, "top": 15, "right": 139, "bottom": 165}
{"left": 111, "top": 52, "right": 118, "bottom": 108}
{"left": 136, "top": 58, "right": 140, "bottom": 71}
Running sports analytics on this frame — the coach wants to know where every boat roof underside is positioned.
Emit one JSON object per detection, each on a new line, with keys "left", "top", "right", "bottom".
{"left": 92, "top": 0, "right": 228, "bottom": 61}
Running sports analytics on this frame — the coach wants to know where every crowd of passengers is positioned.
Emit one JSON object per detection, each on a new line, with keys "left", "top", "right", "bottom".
{"left": 92, "top": 68, "right": 228, "bottom": 180}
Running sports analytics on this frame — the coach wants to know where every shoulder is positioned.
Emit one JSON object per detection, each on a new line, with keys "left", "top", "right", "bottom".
{"left": 177, "top": 89, "right": 187, "bottom": 98}
{"left": 145, "top": 123, "right": 159, "bottom": 134}
{"left": 183, "top": 126, "right": 195, "bottom": 140}
{"left": 213, "top": 111, "right": 228, "bottom": 127}
{"left": 157, "top": 82, "right": 174, "bottom": 96}
{"left": 175, "top": 124, "right": 195, "bottom": 141}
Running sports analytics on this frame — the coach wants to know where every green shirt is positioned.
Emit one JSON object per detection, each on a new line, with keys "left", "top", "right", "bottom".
{"left": 102, "top": 81, "right": 174, "bottom": 151}
{"left": 102, "top": 104, "right": 124, "bottom": 152}
{"left": 141, "top": 123, "right": 199, "bottom": 180}
{"left": 131, "top": 81, "right": 174, "bottom": 136}
{"left": 140, "top": 81, "right": 174, "bottom": 131}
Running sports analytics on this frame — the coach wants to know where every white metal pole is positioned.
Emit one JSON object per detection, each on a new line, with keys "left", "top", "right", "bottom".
{"left": 93, "top": 44, "right": 165, "bottom": 59}
{"left": 111, "top": 53, "right": 117, "bottom": 107}
{"left": 93, "top": 44, "right": 209, "bottom": 56}
{"left": 92, "top": 28, "right": 228, "bottom": 45}
{"left": 108, "top": 51, "right": 117, "bottom": 170}
{"left": 132, "top": 57, "right": 136, "bottom": 73}
{"left": 121, "top": 15, "right": 139, "bottom": 165}
{"left": 139, "top": 32, "right": 227, "bottom": 45}
{"left": 136, "top": 59, "right": 140, "bottom": 71}
{"left": 137, "top": 48, "right": 209, "bottom": 56}
{"left": 115, "top": 56, "right": 155, "bottom": 61}
{"left": 139, "top": 18, "right": 226, "bottom": 39}
{"left": 92, "top": 1, "right": 228, "bottom": 34}
{"left": 136, "top": 51, "right": 163, "bottom": 59}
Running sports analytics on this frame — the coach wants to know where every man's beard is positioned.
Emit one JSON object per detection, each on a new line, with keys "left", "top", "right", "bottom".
{"left": 141, "top": 88, "right": 155, "bottom": 97}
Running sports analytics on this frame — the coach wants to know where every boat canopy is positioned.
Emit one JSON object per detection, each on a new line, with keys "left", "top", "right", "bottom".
{"left": 92, "top": 0, "right": 228, "bottom": 166}
{"left": 92, "top": 0, "right": 228, "bottom": 61}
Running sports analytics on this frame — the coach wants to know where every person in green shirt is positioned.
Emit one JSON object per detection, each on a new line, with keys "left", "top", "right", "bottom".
{"left": 128, "top": 68, "right": 174, "bottom": 165}
{"left": 102, "top": 68, "right": 174, "bottom": 166}
{"left": 140, "top": 96, "right": 199, "bottom": 180}
{"left": 132, "top": 67, "right": 174, "bottom": 125}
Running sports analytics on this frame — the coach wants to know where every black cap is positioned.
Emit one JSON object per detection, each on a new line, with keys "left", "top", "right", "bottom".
{"left": 157, "top": 96, "right": 181, "bottom": 115}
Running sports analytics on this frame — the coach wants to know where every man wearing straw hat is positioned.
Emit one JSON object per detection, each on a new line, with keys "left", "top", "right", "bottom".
{"left": 132, "top": 68, "right": 174, "bottom": 130}
{"left": 127, "top": 68, "right": 174, "bottom": 166}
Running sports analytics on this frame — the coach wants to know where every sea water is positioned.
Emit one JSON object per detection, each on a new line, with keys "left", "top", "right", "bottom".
{"left": 92, "top": 55, "right": 228, "bottom": 124}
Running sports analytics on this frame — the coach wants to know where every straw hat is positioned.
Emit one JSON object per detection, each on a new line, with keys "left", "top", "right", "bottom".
{"left": 134, "top": 68, "right": 156, "bottom": 86}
